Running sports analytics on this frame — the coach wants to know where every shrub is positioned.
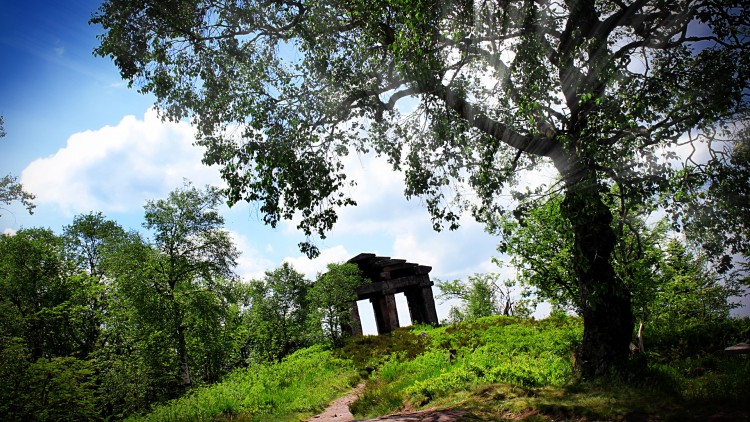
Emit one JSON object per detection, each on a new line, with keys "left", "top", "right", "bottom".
{"left": 133, "top": 345, "right": 357, "bottom": 421}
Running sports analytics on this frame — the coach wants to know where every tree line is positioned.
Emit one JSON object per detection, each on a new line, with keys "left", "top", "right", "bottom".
{"left": 0, "top": 182, "right": 365, "bottom": 421}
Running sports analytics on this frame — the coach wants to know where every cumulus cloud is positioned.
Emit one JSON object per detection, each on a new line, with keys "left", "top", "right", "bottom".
{"left": 228, "top": 231, "right": 276, "bottom": 281}
{"left": 282, "top": 245, "right": 352, "bottom": 279}
{"left": 21, "top": 109, "right": 221, "bottom": 214}
{"left": 276, "top": 150, "right": 502, "bottom": 279}
{"left": 391, "top": 218, "right": 500, "bottom": 279}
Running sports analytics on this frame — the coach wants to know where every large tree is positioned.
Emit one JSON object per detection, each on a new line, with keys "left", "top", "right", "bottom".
{"left": 92, "top": 0, "right": 750, "bottom": 376}
{"left": 104, "top": 182, "right": 239, "bottom": 391}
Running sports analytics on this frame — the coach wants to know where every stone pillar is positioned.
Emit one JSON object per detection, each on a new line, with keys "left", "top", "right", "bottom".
{"left": 404, "top": 285, "right": 439, "bottom": 327}
{"left": 342, "top": 301, "right": 363, "bottom": 337}
{"left": 420, "top": 285, "right": 439, "bottom": 326}
{"left": 404, "top": 288, "right": 425, "bottom": 324}
{"left": 371, "top": 294, "right": 400, "bottom": 334}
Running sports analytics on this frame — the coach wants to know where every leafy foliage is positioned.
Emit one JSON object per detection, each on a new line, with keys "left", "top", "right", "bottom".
{"left": 309, "top": 262, "right": 368, "bottom": 347}
{"left": 244, "top": 263, "right": 316, "bottom": 362}
{"left": 0, "top": 116, "right": 35, "bottom": 217}
{"left": 650, "top": 240, "right": 744, "bottom": 326}
{"left": 0, "top": 229, "right": 93, "bottom": 360}
{"left": 91, "top": 0, "right": 750, "bottom": 375}
{"left": 0, "top": 175, "right": 36, "bottom": 216}
{"left": 492, "top": 189, "right": 745, "bottom": 336}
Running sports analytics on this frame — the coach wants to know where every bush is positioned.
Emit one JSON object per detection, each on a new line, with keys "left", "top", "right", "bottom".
{"left": 350, "top": 315, "right": 582, "bottom": 418}
{"left": 19, "top": 357, "right": 99, "bottom": 421}
{"left": 132, "top": 345, "right": 357, "bottom": 421}
{"left": 646, "top": 317, "right": 750, "bottom": 362}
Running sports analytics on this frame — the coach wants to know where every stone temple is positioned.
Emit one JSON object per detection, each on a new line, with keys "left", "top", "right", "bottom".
{"left": 345, "top": 253, "right": 439, "bottom": 335}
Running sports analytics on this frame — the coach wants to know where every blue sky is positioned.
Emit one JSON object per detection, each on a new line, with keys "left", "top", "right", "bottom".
{"left": 0, "top": 0, "right": 510, "bottom": 333}
{"left": 2, "top": 1, "right": 746, "bottom": 328}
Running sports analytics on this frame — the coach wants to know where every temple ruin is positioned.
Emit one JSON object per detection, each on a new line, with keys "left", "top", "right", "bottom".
{"left": 345, "top": 253, "right": 439, "bottom": 335}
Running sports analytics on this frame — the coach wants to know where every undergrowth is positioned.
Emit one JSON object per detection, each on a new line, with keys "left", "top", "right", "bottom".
{"left": 347, "top": 315, "right": 750, "bottom": 420}
{"left": 348, "top": 315, "right": 582, "bottom": 418}
{"left": 128, "top": 345, "right": 357, "bottom": 421}
{"left": 132, "top": 315, "right": 750, "bottom": 421}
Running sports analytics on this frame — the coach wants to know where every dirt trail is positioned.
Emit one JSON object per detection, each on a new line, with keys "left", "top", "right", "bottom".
{"left": 307, "top": 384, "right": 468, "bottom": 422}
{"left": 306, "top": 383, "right": 365, "bottom": 422}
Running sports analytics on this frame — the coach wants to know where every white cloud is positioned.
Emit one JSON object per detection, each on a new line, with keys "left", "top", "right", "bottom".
{"left": 229, "top": 231, "right": 276, "bottom": 281}
{"left": 391, "top": 218, "right": 499, "bottom": 279}
{"left": 3, "top": 228, "right": 16, "bottom": 236}
{"left": 392, "top": 233, "right": 434, "bottom": 267}
{"left": 282, "top": 245, "right": 351, "bottom": 279}
{"left": 273, "top": 150, "right": 502, "bottom": 280}
{"left": 21, "top": 109, "right": 222, "bottom": 214}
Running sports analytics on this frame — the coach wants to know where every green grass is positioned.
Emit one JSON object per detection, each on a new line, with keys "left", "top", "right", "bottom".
{"left": 128, "top": 345, "right": 358, "bottom": 421}
{"left": 131, "top": 315, "right": 750, "bottom": 421}
{"left": 346, "top": 315, "right": 750, "bottom": 421}
{"left": 348, "top": 315, "right": 582, "bottom": 418}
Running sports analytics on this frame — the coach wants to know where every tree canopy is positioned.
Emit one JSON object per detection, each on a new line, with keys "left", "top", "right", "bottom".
{"left": 93, "top": 0, "right": 750, "bottom": 376}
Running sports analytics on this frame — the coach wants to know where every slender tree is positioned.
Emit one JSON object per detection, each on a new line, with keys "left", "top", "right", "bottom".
{"left": 0, "top": 116, "right": 35, "bottom": 217}
{"left": 62, "top": 213, "right": 126, "bottom": 356}
{"left": 146, "top": 181, "right": 238, "bottom": 389}
{"left": 310, "top": 262, "right": 366, "bottom": 347}
{"left": 92, "top": 0, "right": 750, "bottom": 376}
{"left": 245, "top": 263, "right": 313, "bottom": 362}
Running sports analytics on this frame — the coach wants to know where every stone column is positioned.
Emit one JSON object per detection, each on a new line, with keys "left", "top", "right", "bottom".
{"left": 342, "top": 301, "right": 363, "bottom": 337}
{"left": 420, "top": 285, "right": 439, "bottom": 326}
{"left": 404, "top": 288, "right": 425, "bottom": 324}
{"left": 371, "top": 294, "right": 400, "bottom": 334}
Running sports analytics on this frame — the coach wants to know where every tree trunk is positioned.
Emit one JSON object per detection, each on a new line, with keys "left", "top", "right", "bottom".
{"left": 561, "top": 172, "right": 634, "bottom": 378}
{"left": 176, "top": 322, "right": 192, "bottom": 390}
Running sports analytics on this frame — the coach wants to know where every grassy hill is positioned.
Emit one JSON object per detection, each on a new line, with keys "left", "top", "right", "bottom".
{"left": 131, "top": 315, "right": 750, "bottom": 421}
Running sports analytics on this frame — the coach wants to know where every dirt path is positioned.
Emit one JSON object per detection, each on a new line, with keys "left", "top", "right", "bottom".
{"left": 306, "top": 383, "right": 366, "bottom": 422}
{"left": 306, "top": 384, "right": 468, "bottom": 422}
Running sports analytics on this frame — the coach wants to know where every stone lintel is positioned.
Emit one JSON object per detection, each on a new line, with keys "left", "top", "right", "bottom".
{"left": 372, "top": 258, "right": 407, "bottom": 268}
{"left": 379, "top": 264, "right": 421, "bottom": 280}
{"left": 348, "top": 252, "right": 376, "bottom": 263}
{"left": 356, "top": 275, "right": 432, "bottom": 299}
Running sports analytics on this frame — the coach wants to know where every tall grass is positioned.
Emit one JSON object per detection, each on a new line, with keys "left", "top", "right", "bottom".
{"left": 129, "top": 345, "right": 357, "bottom": 421}
{"left": 130, "top": 315, "right": 750, "bottom": 421}
{"left": 349, "top": 315, "right": 582, "bottom": 418}
{"left": 350, "top": 315, "right": 750, "bottom": 420}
